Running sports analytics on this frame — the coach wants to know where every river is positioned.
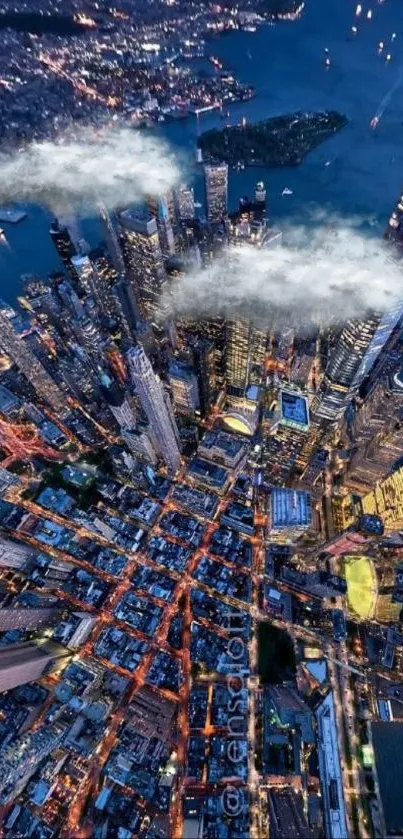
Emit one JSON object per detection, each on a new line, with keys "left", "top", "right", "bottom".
{"left": 1, "top": 0, "right": 403, "bottom": 303}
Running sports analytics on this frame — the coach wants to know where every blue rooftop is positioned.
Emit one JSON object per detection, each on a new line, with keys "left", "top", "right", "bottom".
{"left": 271, "top": 488, "right": 312, "bottom": 529}
{"left": 280, "top": 390, "right": 309, "bottom": 428}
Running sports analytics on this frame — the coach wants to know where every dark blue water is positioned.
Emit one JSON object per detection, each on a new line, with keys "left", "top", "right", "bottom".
{"left": 1, "top": 0, "right": 403, "bottom": 303}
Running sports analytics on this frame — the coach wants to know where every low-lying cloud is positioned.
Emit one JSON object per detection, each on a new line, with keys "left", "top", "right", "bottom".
{"left": 0, "top": 125, "right": 181, "bottom": 212}
{"left": 168, "top": 224, "right": 403, "bottom": 328}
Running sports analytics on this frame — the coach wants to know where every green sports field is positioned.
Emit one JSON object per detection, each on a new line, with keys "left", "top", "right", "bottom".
{"left": 344, "top": 555, "right": 377, "bottom": 619}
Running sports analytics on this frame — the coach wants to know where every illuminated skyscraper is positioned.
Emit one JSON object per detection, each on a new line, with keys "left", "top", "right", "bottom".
{"left": 71, "top": 252, "right": 117, "bottom": 320}
{"left": 49, "top": 219, "right": 78, "bottom": 281}
{"left": 0, "top": 310, "right": 66, "bottom": 412}
{"left": 126, "top": 345, "right": 181, "bottom": 475}
{"left": 176, "top": 184, "right": 195, "bottom": 220}
{"left": 204, "top": 164, "right": 228, "bottom": 223}
{"left": 119, "top": 210, "right": 168, "bottom": 324}
{"left": 169, "top": 360, "right": 200, "bottom": 416}
{"left": 99, "top": 375, "right": 136, "bottom": 430}
{"left": 191, "top": 338, "right": 217, "bottom": 418}
{"left": 312, "top": 315, "right": 380, "bottom": 422}
{"left": 0, "top": 641, "right": 70, "bottom": 693}
{"left": 148, "top": 194, "right": 177, "bottom": 256}
{"left": 98, "top": 202, "right": 126, "bottom": 274}
{"left": 225, "top": 319, "right": 266, "bottom": 400}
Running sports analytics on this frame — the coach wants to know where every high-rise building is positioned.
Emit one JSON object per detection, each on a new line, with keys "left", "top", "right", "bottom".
{"left": 99, "top": 375, "right": 136, "bottom": 430}
{"left": 0, "top": 606, "right": 62, "bottom": 632}
{"left": 312, "top": 315, "right": 380, "bottom": 422}
{"left": 113, "top": 275, "right": 139, "bottom": 339}
{"left": 119, "top": 210, "right": 168, "bottom": 324}
{"left": 225, "top": 319, "right": 266, "bottom": 401}
{"left": 191, "top": 338, "right": 217, "bottom": 418}
{"left": 148, "top": 194, "right": 176, "bottom": 256}
{"left": 177, "top": 184, "right": 195, "bottom": 220}
{"left": 98, "top": 202, "right": 126, "bottom": 274}
{"left": 49, "top": 219, "right": 78, "bottom": 280}
{"left": 361, "top": 462, "right": 403, "bottom": 534}
{"left": 204, "top": 164, "right": 228, "bottom": 223}
{"left": 126, "top": 345, "right": 181, "bottom": 475}
{"left": 341, "top": 362, "right": 403, "bottom": 492}
{"left": 121, "top": 425, "right": 158, "bottom": 465}
{"left": 0, "top": 310, "right": 66, "bottom": 412}
{"left": 0, "top": 723, "right": 65, "bottom": 803}
{"left": 0, "top": 640, "right": 70, "bottom": 693}
{"left": 169, "top": 360, "right": 200, "bottom": 416}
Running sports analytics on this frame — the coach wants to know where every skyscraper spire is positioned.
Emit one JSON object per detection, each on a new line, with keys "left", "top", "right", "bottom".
{"left": 126, "top": 344, "right": 181, "bottom": 475}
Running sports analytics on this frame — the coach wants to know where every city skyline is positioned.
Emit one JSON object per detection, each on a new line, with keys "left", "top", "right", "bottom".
{"left": 0, "top": 1, "right": 402, "bottom": 838}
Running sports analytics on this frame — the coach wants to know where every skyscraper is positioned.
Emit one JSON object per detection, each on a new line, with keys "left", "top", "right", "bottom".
{"left": 119, "top": 210, "right": 168, "bottom": 324}
{"left": 191, "top": 338, "right": 217, "bottom": 418}
{"left": 225, "top": 319, "right": 266, "bottom": 401}
{"left": 148, "top": 194, "right": 177, "bottom": 256}
{"left": 99, "top": 375, "right": 136, "bottom": 430}
{"left": 312, "top": 315, "right": 380, "bottom": 422}
{"left": 71, "top": 253, "right": 118, "bottom": 321}
{"left": 169, "top": 360, "right": 200, "bottom": 416}
{"left": 176, "top": 184, "right": 195, "bottom": 221}
{"left": 49, "top": 219, "right": 78, "bottom": 281}
{"left": 98, "top": 202, "right": 126, "bottom": 274}
{"left": 204, "top": 164, "right": 228, "bottom": 223}
{"left": 0, "top": 310, "right": 66, "bottom": 412}
{"left": 126, "top": 345, "right": 181, "bottom": 475}
{"left": 0, "top": 640, "right": 70, "bottom": 693}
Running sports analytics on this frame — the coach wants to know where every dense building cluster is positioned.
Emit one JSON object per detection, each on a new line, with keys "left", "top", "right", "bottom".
{"left": 1, "top": 2, "right": 403, "bottom": 837}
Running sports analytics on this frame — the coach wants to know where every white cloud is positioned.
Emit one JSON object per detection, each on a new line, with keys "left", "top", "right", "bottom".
{"left": 0, "top": 125, "right": 182, "bottom": 212}
{"left": 167, "top": 223, "right": 403, "bottom": 327}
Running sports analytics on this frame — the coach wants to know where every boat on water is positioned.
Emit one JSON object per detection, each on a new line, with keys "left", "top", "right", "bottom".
{"left": 282, "top": 187, "right": 293, "bottom": 196}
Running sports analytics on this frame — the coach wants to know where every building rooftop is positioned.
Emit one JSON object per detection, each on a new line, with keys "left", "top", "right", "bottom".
{"left": 270, "top": 489, "right": 312, "bottom": 530}
{"left": 372, "top": 721, "right": 403, "bottom": 835}
{"left": 280, "top": 390, "right": 310, "bottom": 430}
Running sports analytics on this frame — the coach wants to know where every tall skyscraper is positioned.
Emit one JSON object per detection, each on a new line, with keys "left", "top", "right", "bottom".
{"left": 225, "top": 319, "right": 266, "bottom": 401}
{"left": 0, "top": 723, "right": 65, "bottom": 803}
{"left": 49, "top": 219, "right": 78, "bottom": 281}
{"left": 113, "top": 275, "right": 139, "bottom": 339}
{"left": 176, "top": 184, "right": 195, "bottom": 221}
{"left": 70, "top": 253, "right": 118, "bottom": 321}
{"left": 169, "top": 360, "right": 200, "bottom": 416}
{"left": 99, "top": 375, "right": 136, "bottom": 430}
{"left": 119, "top": 210, "right": 168, "bottom": 324}
{"left": 98, "top": 202, "right": 126, "bottom": 274}
{"left": 126, "top": 345, "right": 181, "bottom": 475}
{"left": 0, "top": 641, "right": 70, "bottom": 693}
{"left": 312, "top": 315, "right": 380, "bottom": 422}
{"left": 0, "top": 310, "right": 66, "bottom": 412}
{"left": 148, "top": 194, "right": 177, "bottom": 256}
{"left": 204, "top": 164, "right": 228, "bottom": 223}
{"left": 191, "top": 338, "right": 217, "bottom": 418}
